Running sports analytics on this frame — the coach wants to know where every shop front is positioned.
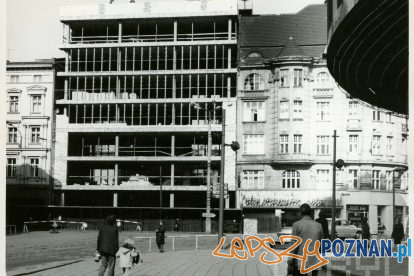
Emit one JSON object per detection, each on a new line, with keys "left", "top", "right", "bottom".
{"left": 241, "top": 191, "right": 342, "bottom": 234}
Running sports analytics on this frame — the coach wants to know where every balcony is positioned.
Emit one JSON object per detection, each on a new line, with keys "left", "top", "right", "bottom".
{"left": 312, "top": 87, "right": 334, "bottom": 99}
{"left": 271, "top": 153, "right": 313, "bottom": 165}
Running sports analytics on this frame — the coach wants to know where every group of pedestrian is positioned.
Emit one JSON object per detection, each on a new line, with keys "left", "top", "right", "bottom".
{"left": 96, "top": 215, "right": 143, "bottom": 276}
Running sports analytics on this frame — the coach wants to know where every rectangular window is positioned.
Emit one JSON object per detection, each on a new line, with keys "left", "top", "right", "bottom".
{"left": 293, "top": 69, "right": 303, "bottom": 87}
{"left": 33, "top": 75, "right": 42, "bottom": 83}
{"left": 372, "top": 170, "right": 380, "bottom": 189}
{"left": 243, "top": 134, "right": 265, "bottom": 155}
{"left": 31, "top": 126, "right": 41, "bottom": 143}
{"left": 386, "top": 136, "right": 393, "bottom": 156}
{"left": 280, "top": 134, "right": 289, "bottom": 153}
{"left": 9, "top": 96, "right": 19, "bottom": 113}
{"left": 373, "top": 110, "right": 381, "bottom": 121}
{"left": 282, "top": 170, "right": 300, "bottom": 189}
{"left": 317, "top": 169, "right": 330, "bottom": 185}
{"left": 293, "top": 134, "right": 302, "bottom": 153}
{"left": 242, "top": 170, "right": 265, "bottom": 189}
{"left": 316, "top": 135, "right": 329, "bottom": 154}
{"left": 349, "top": 170, "right": 359, "bottom": 189}
{"left": 316, "top": 102, "right": 330, "bottom": 121}
{"left": 279, "top": 100, "right": 289, "bottom": 119}
{"left": 32, "top": 95, "right": 42, "bottom": 113}
{"left": 372, "top": 135, "right": 381, "bottom": 155}
{"left": 280, "top": 69, "right": 290, "bottom": 87}
{"left": 8, "top": 127, "right": 18, "bottom": 143}
{"left": 386, "top": 112, "right": 392, "bottom": 123}
{"left": 243, "top": 101, "right": 265, "bottom": 122}
{"left": 293, "top": 100, "right": 303, "bottom": 119}
{"left": 7, "top": 158, "right": 17, "bottom": 178}
{"left": 386, "top": 171, "right": 393, "bottom": 190}
{"left": 30, "top": 158, "right": 40, "bottom": 178}
{"left": 10, "top": 75, "right": 19, "bottom": 83}
{"left": 348, "top": 101, "right": 358, "bottom": 117}
{"left": 349, "top": 135, "right": 359, "bottom": 153}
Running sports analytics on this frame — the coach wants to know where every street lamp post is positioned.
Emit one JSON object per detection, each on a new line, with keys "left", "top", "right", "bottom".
{"left": 331, "top": 130, "right": 344, "bottom": 241}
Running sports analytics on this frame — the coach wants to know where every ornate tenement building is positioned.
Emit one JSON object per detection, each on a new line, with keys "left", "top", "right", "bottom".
{"left": 53, "top": 0, "right": 239, "bottom": 230}
{"left": 237, "top": 4, "right": 409, "bottom": 235}
{"left": 6, "top": 59, "right": 62, "bottom": 226}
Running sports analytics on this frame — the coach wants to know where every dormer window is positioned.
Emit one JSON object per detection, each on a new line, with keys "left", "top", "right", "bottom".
{"left": 244, "top": 73, "right": 265, "bottom": 90}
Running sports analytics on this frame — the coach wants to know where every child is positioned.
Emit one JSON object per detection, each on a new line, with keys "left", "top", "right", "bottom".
{"left": 116, "top": 237, "right": 141, "bottom": 275}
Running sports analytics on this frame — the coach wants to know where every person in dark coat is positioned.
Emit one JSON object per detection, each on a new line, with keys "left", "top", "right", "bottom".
{"left": 361, "top": 217, "right": 370, "bottom": 241}
{"left": 155, "top": 220, "right": 166, "bottom": 252}
{"left": 315, "top": 211, "right": 330, "bottom": 239}
{"left": 392, "top": 217, "right": 405, "bottom": 245}
{"left": 97, "top": 215, "right": 119, "bottom": 276}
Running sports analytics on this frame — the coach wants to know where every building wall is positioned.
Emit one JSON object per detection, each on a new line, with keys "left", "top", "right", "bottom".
{"left": 237, "top": 56, "right": 409, "bottom": 234}
{"left": 6, "top": 61, "right": 57, "bottom": 213}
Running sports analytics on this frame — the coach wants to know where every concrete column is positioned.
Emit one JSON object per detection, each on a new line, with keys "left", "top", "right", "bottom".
{"left": 227, "top": 77, "right": 231, "bottom": 98}
{"left": 369, "top": 204, "right": 378, "bottom": 235}
{"left": 235, "top": 190, "right": 240, "bottom": 209}
{"left": 170, "top": 193, "right": 174, "bottom": 208}
{"left": 118, "top": 22, "right": 122, "bottom": 43}
{"left": 228, "top": 19, "right": 232, "bottom": 40}
{"left": 173, "top": 21, "right": 177, "bottom": 42}
{"left": 114, "top": 163, "right": 119, "bottom": 186}
{"left": 115, "top": 135, "right": 119, "bottom": 156}
{"left": 113, "top": 192, "right": 118, "bottom": 207}
{"left": 60, "top": 192, "right": 65, "bottom": 206}
{"left": 227, "top": 48, "right": 231, "bottom": 69}
{"left": 171, "top": 164, "right": 175, "bottom": 187}
{"left": 382, "top": 205, "right": 393, "bottom": 237}
{"left": 225, "top": 197, "right": 229, "bottom": 209}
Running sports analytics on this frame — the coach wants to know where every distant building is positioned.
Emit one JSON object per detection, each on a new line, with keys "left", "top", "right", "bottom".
{"left": 53, "top": 0, "right": 238, "bottom": 230}
{"left": 6, "top": 59, "right": 62, "bottom": 226}
{"left": 237, "top": 4, "right": 409, "bottom": 235}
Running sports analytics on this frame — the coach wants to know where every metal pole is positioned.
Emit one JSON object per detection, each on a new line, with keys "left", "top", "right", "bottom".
{"left": 160, "top": 166, "right": 162, "bottom": 220}
{"left": 393, "top": 170, "right": 396, "bottom": 225}
{"left": 205, "top": 110, "right": 212, "bottom": 233}
{"left": 331, "top": 130, "right": 337, "bottom": 241}
{"left": 219, "top": 110, "right": 226, "bottom": 243}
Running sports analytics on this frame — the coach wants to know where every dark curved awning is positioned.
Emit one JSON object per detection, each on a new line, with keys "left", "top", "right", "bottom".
{"left": 327, "top": 0, "right": 408, "bottom": 114}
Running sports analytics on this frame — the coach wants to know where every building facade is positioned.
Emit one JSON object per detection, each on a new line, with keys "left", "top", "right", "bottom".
{"left": 53, "top": 0, "right": 239, "bottom": 230}
{"left": 237, "top": 5, "right": 409, "bottom": 235}
{"left": 6, "top": 60, "right": 61, "bottom": 226}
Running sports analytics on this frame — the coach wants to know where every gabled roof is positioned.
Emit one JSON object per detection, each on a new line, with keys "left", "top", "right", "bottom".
{"left": 239, "top": 4, "right": 327, "bottom": 60}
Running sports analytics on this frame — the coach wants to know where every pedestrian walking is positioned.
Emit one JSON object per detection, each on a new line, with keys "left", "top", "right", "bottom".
{"left": 173, "top": 218, "right": 180, "bottom": 232}
{"left": 155, "top": 220, "right": 166, "bottom": 252}
{"left": 315, "top": 211, "right": 329, "bottom": 239}
{"left": 287, "top": 203, "right": 323, "bottom": 276}
{"left": 361, "top": 217, "right": 370, "bottom": 247}
{"left": 97, "top": 215, "right": 119, "bottom": 276}
{"left": 392, "top": 216, "right": 404, "bottom": 245}
{"left": 116, "top": 237, "right": 141, "bottom": 276}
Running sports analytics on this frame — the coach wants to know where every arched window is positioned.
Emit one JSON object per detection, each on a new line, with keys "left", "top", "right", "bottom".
{"left": 316, "top": 72, "right": 330, "bottom": 87}
{"left": 244, "top": 73, "right": 265, "bottom": 91}
{"left": 282, "top": 170, "right": 300, "bottom": 189}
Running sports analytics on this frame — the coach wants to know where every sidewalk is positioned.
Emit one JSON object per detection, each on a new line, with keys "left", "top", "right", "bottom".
{"left": 7, "top": 249, "right": 408, "bottom": 276}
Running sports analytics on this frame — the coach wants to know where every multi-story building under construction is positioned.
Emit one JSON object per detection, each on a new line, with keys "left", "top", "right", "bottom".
{"left": 53, "top": 0, "right": 240, "bottom": 231}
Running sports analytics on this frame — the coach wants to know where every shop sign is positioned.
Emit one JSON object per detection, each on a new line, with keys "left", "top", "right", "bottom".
{"left": 241, "top": 193, "right": 341, "bottom": 208}
{"left": 347, "top": 205, "right": 368, "bottom": 212}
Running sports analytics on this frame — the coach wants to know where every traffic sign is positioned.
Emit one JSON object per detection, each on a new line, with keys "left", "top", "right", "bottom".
{"left": 202, "top": 212, "right": 216, "bottom": 218}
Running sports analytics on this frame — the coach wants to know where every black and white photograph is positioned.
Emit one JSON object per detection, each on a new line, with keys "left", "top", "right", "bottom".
{"left": 2, "top": 0, "right": 413, "bottom": 275}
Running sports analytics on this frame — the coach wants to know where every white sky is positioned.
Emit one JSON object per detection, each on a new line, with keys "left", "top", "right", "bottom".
{"left": 6, "top": 0, "right": 324, "bottom": 61}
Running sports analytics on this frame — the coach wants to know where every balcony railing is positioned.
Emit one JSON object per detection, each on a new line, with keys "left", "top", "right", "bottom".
{"left": 67, "top": 175, "right": 219, "bottom": 187}
{"left": 69, "top": 32, "right": 237, "bottom": 44}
